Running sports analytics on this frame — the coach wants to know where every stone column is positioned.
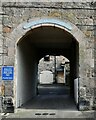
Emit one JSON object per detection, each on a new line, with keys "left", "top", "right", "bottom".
{"left": 93, "top": 2, "right": 96, "bottom": 113}
{"left": 0, "top": 0, "right": 3, "bottom": 112}
{"left": 0, "top": 1, "right": 3, "bottom": 67}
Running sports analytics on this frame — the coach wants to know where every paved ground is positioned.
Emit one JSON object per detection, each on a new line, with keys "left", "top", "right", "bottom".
{"left": 37, "top": 84, "right": 70, "bottom": 95}
{"left": 21, "top": 94, "right": 76, "bottom": 110}
{"left": 0, "top": 84, "right": 95, "bottom": 119}
{"left": 21, "top": 84, "right": 76, "bottom": 110}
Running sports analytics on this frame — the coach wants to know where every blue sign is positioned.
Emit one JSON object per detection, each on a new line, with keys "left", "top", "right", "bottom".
{"left": 2, "top": 66, "right": 14, "bottom": 80}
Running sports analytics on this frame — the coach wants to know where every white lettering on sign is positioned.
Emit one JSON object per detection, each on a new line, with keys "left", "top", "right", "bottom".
{"left": 4, "top": 68, "right": 12, "bottom": 76}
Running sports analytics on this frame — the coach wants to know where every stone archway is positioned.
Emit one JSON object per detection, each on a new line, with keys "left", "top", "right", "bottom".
{"left": 7, "top": 18, "right": 91, "bottom": 110}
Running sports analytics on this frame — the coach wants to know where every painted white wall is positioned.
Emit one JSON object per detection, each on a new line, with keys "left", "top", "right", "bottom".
{"left": 16, "top": 41, "right": 37, "bottom": 108}
{"left": 64, "top": 66, "right": 66, "bottom": 83}
{"left": 39, "top": 71, "right": 53, "bottom": 84}
{"left": 74, "top": 78, "right": 78, "bottom": 104}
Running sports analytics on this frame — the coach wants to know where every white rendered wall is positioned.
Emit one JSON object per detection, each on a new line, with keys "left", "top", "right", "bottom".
{"left": 16, "top": 41, "right": 38, "bottom": 108}
{"left": 40, "top": 71, "right": 53, "bottom": 84}
{"left": 74, "top": 78, "right": 78, "bottom": 104}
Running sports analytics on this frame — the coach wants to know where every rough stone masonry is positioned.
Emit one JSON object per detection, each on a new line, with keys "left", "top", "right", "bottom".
{"left": 0, "top": 1, "right": 96, "bottom": 112}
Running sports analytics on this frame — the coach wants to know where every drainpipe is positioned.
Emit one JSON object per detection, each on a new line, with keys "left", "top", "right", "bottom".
{"left": 54, "top": 56, "right": 57, "bottom": 84}
{"left": 64, "top": 64, "right": 66, "bottom": 84}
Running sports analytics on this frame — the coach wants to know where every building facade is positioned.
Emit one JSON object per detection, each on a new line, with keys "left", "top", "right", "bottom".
{"left": 0, "top": 1, "right": 96, "bottom": 112}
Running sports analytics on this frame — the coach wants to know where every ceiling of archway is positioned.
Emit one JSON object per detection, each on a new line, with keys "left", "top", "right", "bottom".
{"left": 24, "top": 26, "right": 75, "bottom": 49}
{"left": 19, "top": 26, "right": 78, "bottom": 61}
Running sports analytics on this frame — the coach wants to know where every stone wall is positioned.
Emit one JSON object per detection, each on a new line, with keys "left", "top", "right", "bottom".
{"left": 38, "top": 56, "right": 67, "bottom": 73}
{"left": 0, "top": 2, "right": 95, "bottom": 111}
{"left": 93, "top": 2, "right": 96, "bottom": 111}
{"left": 38, "top": 56, "right": 69, "bottom": 84}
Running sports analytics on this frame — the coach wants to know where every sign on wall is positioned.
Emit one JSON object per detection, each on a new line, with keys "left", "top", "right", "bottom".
{"left": 1, "top": 66, "right": 14, "bottom": 80}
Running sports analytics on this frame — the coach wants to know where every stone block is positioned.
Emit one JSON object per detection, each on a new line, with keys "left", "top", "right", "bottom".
{"left": 0, "top": 55, "right": 3, "bottom": 65}
{"left": 0, "top": 16, "right": 2, "bottom": 24}
{"left": 5, "top": 84, "right": 13, "bottom": 96}
{"left": 3, "top": 56, "right": 14, "bottom": 66}
{"left": 79, "top": 96, "right": 91, "bottom": 110}
{"left": 3, "top": 26, "right": 12, "bottom": 33}
{"left": 0, "top": 36, "right": 3, "bottom": 46}
{"left": 0, "top": 24, "right": 2, "bottom": 33}
{"left": 80, "top": 87, "right": 86, "bottom": 97}
{"left": 0, "top": 46, "right": 3, "bottom": 53}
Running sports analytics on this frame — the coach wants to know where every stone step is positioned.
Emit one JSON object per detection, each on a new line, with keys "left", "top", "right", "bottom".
{"left": 2, "top": 110, "right": 95, "bottom": 119}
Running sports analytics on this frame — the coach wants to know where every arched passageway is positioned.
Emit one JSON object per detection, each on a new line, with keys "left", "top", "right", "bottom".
{"left": 16, "top": 25, "right": 79, "bottom": 109}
